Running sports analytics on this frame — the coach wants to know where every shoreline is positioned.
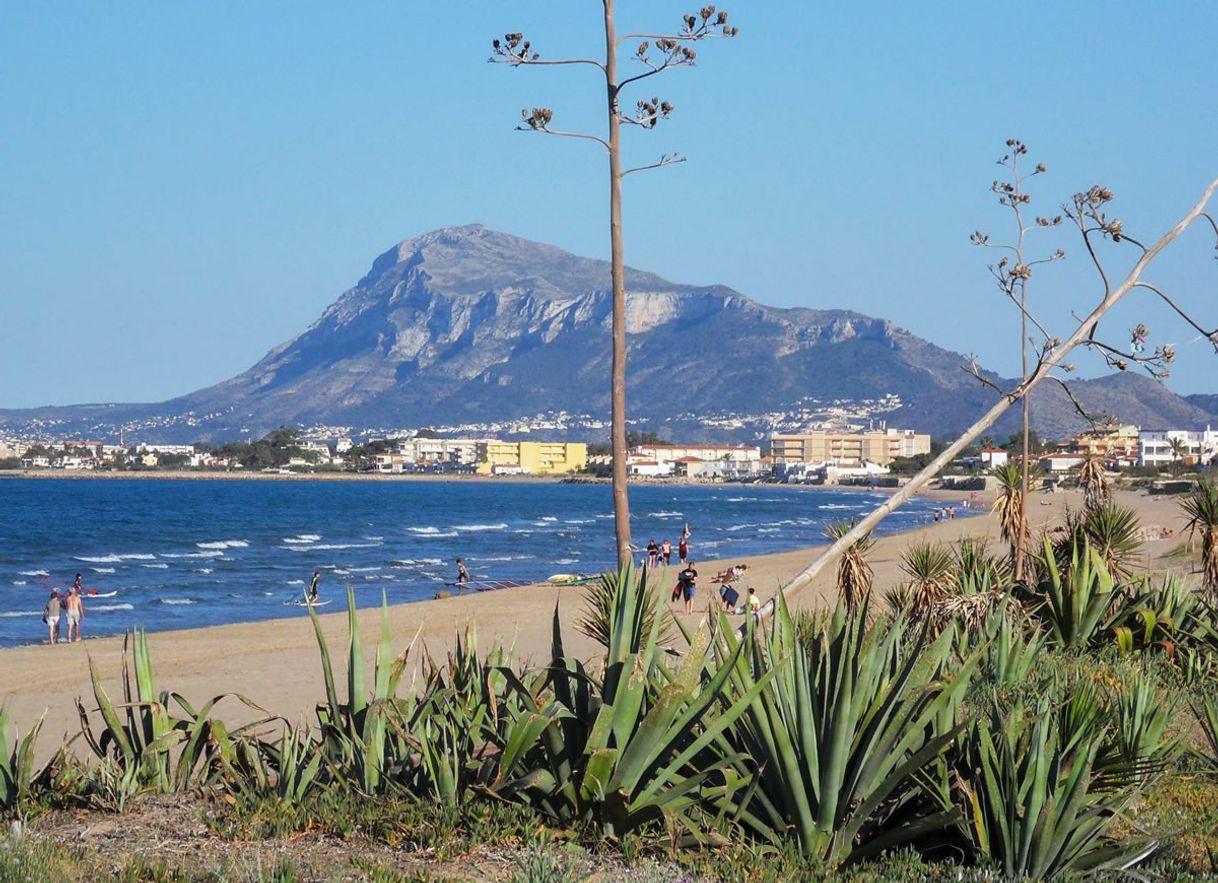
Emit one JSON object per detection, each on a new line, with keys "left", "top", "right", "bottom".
{"left": 2, "top": 487, "right": 1192, "bottom": 761}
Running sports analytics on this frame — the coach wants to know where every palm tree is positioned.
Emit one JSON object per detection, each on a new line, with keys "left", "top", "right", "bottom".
{"left": 899, "top": 542, "right": 956, "bottom": 618}
{"left": 823, "top": 520, "right": 874, "bottom": 614}
{"left": 1076, "top": 452, "right": 1109, "bottom": 512}
{"left": 991, "top": 462, "right": 1029, "bottom": 580}
{"left": 1054, "top": 502, "right": 1142, "bottom": 581}
{"left": 1181, "top": 480, "right": 1218, "bottom": 598}
{"left": 1168, "top": 436, "right": 1188, "bottom": 477}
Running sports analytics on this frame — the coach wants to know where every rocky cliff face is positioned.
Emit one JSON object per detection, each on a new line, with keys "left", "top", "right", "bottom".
{"left": 1, "top": 224, "right": 1213, "bottom": 442}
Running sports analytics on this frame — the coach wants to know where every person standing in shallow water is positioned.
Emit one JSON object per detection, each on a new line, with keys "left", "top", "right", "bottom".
{"left": 64, "top": 586, "right": 84, "bottom": 642}
{"left": 43, "top": 590, "right": 61, "bottom": 644}
{"left": 308, "top": 570, "right": 321, "bottom": 603}
{"left": 660, "top": 539, "right": 672, "bottom": 566}
{"left": 456, "top": 559, "right": 469, "bottom": 585}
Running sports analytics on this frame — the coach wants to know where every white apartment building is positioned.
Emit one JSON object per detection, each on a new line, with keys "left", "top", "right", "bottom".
{"left": 628, "top": 444, "right": 762, "bottom": 466}
{"left": 1138, "top": 427, "right": 1218, "bottom": 467}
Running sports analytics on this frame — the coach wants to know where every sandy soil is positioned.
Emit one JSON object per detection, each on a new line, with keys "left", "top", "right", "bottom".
{"left": 0, "top": 486, "right": 1198, "bottom": 758}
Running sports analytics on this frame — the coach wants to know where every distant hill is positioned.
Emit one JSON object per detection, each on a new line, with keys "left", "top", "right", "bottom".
{"left": 0, "top": 225, "right": 1212, "bottom": 443}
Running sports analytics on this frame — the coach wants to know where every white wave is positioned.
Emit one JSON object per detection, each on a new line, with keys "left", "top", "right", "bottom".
{"left": 554, "top": 558, "right": 579, "bottom": 565}
{"left": 196, "top": 568, "right": 214, "bottom": 574}
{"left": 563, "top": 519, "right": 594, "bottom": 524}
{"left": 75, "top": 554, "right": 121, "bottom": 564}
{"left": 287, "top": 542, "right": 380, "bottom": 551}
{"left": 411, "top": 531, "right": 458, "bottom": 539}
{"left": 454, "top": 523, "right": 508, "bottom": 532}
{"left": 287, "top": 579, "right": 305, "bottom": 585}
{"left": 11, "top": 581, "right": 27, "bottom": 586}
{"left": 419, "top": 558, "right": 443, "bottom": 565}
{"left": 389, "top": 559, "right": 416, "bottom": 567}
{"left": 332, "top": 569, "right": 350, "bottom": 576}
{"left": 818, "top": 504, "right": 855, "bottom": 510}
{"left": 282, "top": 535, "right": 321, "bottom": 545}
{"left": 0, "top": 611, "right": 39, "bottom": 618}
{"left": 539, "top": 516, "right": 558, "bottom": 522}
{"left": 595, "top": 514, "right": 614, "bottom": 520}
{"left": 758, "top": 528, "right": 781, "bottom": 533}
{"left": 349, "top": 566, "right": 381, "bottom": 573}
{"left": 408, "top": 526, "right": 442, "bottom": 535}
{"left": 159, "top": 598, "right": 196, "bottom": 606}
{"left": 92, "top": 567, "right": 116, "bottom": 574}
{"left": 363, "top": 575, "right": 380, "bottom": 580}
{"left": 365, "top": 535, "right": 384, "bottom": 541}
{"left": 161, "top": 550, "right": 223, "bottom": 559}
{"left": 19, "top": 569, "right": 49, "bottom": 577}
{"left": 91, "top": 603, "right": 134, "bottom": 612}
{"left": 197, "top": 540, "right": 249, "bottom": 549}
{"left": 648, "top": 511, "right": 683, "bottom": 517}
{"left": 142, "top": 563, "right": 170, "bottom": 569}
{"left": 119, "top": 554, "right": 157, "bottom": 561}
{"left": 725, "top": 524, "right": 756, "bottom": 532}
{"left": 477, "top": 556, "right": 515, "bottom": 562}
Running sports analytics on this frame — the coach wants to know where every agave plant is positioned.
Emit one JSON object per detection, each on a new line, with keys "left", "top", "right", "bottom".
{"left": 0, "top": 706, "right": 47, "bottom": 815}
{"left": 577, "top": 566, "right": 671, "bottom": 648}
{"left": 957, "top": 693, "right": 1156, "bottom": 878}
{"left": 1106, "top": 672, "right": 1178, "bottom": 783}
{"left": 76, "top": 629, "right": 265, "bottom": 800}
{"left": 991, "top": 462, "right": 1029, "bottom": 579}
{"left": 715, "top": 595, "right": 978, "bottom": 867}
{"left": 823, "top": 519, "right": 874, "bottom": 614}
{"left": 1030, "top": 538, "right": 1128, "bottom": 650}
{"left": 899, "top": 542, "right": 957, "bottom": 619}
{"left": 488, "top": 561, "right": 770, "bottom": 840}
{"left": 1193, "top": 691, "right": 1218, "bottom": 771}
{"left": 1181, "top": 480, "right": 1218, "bottom": 598}
{"left": 955, "top": 536, "right": 1012, "bottom": 592}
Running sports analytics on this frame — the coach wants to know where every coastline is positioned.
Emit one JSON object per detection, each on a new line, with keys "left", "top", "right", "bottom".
{"left": 1, "top": 487, "right": 1193, "bottom": 761}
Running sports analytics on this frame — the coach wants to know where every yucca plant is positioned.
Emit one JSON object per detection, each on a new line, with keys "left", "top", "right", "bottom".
{"left": 823, "top": 520, "right": 874, "bottom": 614}
{"left": 577, "top": 566, "right": 670, "bottom": 648}
{"left": 1181, "top": 480, "right": 1218, "bottom": 598}
{"left": 899, "top": 542, "right": 957, "bottom": 619}
{"left": 977, "top": 604, "right": 1049, "bottom": 689}
{"left": 715, "top": 595, "right": 978, "bottom": 867}
{"left": 957, "top": 693, "right": 1156, "bottom": 878}
{"left": 76, "top": 629, "right": 262, "bottom": 799}
{"left": 0, "top": 706, "right": 46, "bottom": 815}
{"left": 1053, "top": 503, "right": 1143, "bottom": 581}
{"left": 955, "top": 536, "right": 1012, "bottom": 592}
{"left": 991, "top": 461, "right": 1030, "bottom": 579}
{"left": 1076, "top": 452, "right": 1110, "bottom": 512}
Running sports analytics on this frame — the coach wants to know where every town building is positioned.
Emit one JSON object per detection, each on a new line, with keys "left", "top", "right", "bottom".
{"left": 1069, "top": 425, "right": 1140, "bottom": 467}
{"left": 476, "top": 441, "right": 587, "bottom": 475}
{"left": 769, "top": 429, "right": 930, "bottom": 468}
{"left": 1138, "top": 427, "right": 1218, "bottom": 468}
{"left": 979, "top": 448, "right": 1008, "bottom": 468}
{"left": 627, "top": 443, "right": 762, "bottom": 466}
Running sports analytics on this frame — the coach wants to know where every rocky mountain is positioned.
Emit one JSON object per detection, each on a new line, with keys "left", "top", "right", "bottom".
{"left": 2, "top": 225, "right": 1215, "bottom": 444}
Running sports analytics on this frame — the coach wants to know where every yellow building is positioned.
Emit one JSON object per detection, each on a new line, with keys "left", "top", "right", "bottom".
{"left": 1069, "top": 425, "right": 1139, "bottom": 463}
{"left": 476, "top": 441, "right": 587, "bottom": 475}
{"left": 770, "top": 429, "right": 930, "bottom": 467}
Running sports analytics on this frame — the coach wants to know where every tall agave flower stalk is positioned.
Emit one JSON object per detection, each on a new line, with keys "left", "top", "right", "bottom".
{"left": 823, "top": 520, "right": 874, "bottom": 614}
{"left": 991, "top": 462, "right": 1029, "bottom": 580}
{"left": 1181, "top": 480, "right": 1218, "bottom": 598}
{"left": 1076, "top": 452, "right": 1110, "bottom": 512}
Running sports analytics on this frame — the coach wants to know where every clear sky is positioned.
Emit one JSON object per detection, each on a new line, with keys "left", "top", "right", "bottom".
{"left": 2, "top": 2, "right": 1216, "bottom": 409}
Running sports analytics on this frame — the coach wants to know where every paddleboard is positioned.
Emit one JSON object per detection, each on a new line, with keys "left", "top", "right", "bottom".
{"left": 90, "top": 591, "right": 118, "bottom": 598}
{"left": 547, "top": 573, "right": 597, "bottom": 586}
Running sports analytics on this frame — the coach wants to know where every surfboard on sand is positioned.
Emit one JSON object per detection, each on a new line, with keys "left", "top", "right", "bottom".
{"left": 283, "top": 598, "right": 332, "bottom": 608}
{"left": 444, "top": 579, "right": 531, "bottom": 592}
{"left": 547, "top": 573, "right": 597, "bottom": 586}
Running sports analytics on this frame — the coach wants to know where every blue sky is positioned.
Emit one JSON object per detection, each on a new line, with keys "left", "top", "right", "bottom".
{"left": 2, "top": 2, "right": 1216, "bottom": 409}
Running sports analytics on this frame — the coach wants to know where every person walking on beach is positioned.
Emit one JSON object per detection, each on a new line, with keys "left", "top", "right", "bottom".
{"left": 455, "top": 558, "right": 469, "bottom": 585}
{"left": 746, "top": 586, "right": 761, "bottom": 618}
{"left": 678, "top": 534, "right": 689, "bottom": 566}
{"left": 43, "top": 589, "right": 61, "bottom": 644}
{"left": 660, "top": 539, "right": 672, "bottom": 566}
{"left": 308, "top": 570, "right": 321, "bottom": 604}
{"left": 64, "top": 586, "right": 84, "bottom": 642}
{"left": 646, "top": 539, "right": 659, "bottom": 568}
{"left": 678, "top": 561, "right": 698, "bottom": 614}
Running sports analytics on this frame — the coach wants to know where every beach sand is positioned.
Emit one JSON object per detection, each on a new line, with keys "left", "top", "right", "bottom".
{"left": 0, "top": 486, "right": 1198, "bottom": 757}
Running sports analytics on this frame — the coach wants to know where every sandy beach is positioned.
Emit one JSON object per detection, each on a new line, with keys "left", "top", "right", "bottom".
{"left": 0, "top": 485, "right": 1198, "bottom": 757}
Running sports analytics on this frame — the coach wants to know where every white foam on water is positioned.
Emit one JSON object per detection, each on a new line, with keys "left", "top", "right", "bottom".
{"left": 477, "top": 556, "right": 515, "bottom": 562}
{"left": 648, "top": 511, "right": 683, "bottom": 517}
{"left": 161, "top": 550, "right": 224, "bottom": 559}
{"left": 389, "top": 560, "right": 416, "bottom": 567}
{"left": 408, "top": 526, "right": 442, "bottom": 535}
{"left": 563, "top": 519, "right": 594, "bottom": 524}
{"left": 159, "top": 598, "right": 196, "bottom": 606}
{"left": 365, "top": 536, "right": 384, "bottom": 541}
{"left": 196, "top": 568, "right": 214, "bottom": 574}
{"left": 11, "top": 581, "right": 27, "bottom": 586}
{"left": 92, "top": 567, "right": 116, "bottom": 574}
{"left": 725, "top": 524, "right": 756, "bottom": 532}
{"left": 282, "top": 535, "right": 320, "bottom": 545}
{"left": 118, "top": 554, "right": 157, "bottom": 561}
{"left": 92, "top": 603, "right": 134, "bottom": 612}
{"left": 75, "top": 555, "right": 122, "bottom": 564}
{"left": 19, "top": 569, "right": 49, "bottom": 577}
{"left": 287, "top": 580, "right": 305, "bottom": 585}
{"left": 349, "top": 566, "right": 381, "bottom": 573}
{"left": 363, "top": 575, "right": 379, "bottom": 580}
{"left": 454, "top": 523, "right": 508, "bottom": 532}
{"left": 0, "top": 611, "right": 39, "bottom": 618}
{"left": 197, "top": 540, "right": 249, "bottom": 549}
{"left": 142, "top": 563, "right": 170, "bottom": 569}
{"left": 539, "top": 516, "right": 558, "bottom": 522}
{"left": 418, "top": 558, "right": 443, "bottom": 565}
{"left": 288, "top": 542, "right": 380, "bottom": 551}
{"left": 415, "top": 531, "right": 458, "bottom": 539}
{"left": 554, "top": 558, "right": 578, "bottom": 565}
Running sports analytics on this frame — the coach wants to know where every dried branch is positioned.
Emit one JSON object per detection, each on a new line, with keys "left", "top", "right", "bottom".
{"left": 490, "top": 33, "right": 606, "bottom": 72}
{"left": 517, "top": 107, "right": 610, "bottom": 151}
{"left": 622, "top": 153, "right": 686, "bottom": 177}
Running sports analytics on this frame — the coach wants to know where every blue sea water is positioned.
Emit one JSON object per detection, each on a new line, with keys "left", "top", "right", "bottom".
{"left": 0, "top": 478, "right": 975, "bottom": 647}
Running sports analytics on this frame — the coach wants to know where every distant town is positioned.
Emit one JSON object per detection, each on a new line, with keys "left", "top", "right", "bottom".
{"left": 2, "top": 422, "right": 1215, "bottom": 483}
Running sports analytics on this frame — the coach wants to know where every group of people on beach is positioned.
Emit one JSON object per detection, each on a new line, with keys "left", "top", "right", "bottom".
{"left": 42, "top": 573, "right": 86, "bottom": 644}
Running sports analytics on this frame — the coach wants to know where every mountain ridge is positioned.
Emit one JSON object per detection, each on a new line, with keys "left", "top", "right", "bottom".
{"left": 1, "top": 225, "right": 1214, "bottom": 444}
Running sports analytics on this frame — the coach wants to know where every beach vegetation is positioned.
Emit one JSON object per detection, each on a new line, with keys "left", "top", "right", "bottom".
{"left": 899, "top": 542, "right": 957, "bottom": 617}
{"left": 990, "top": 461, "right": 1030, "bottom": 579}
{"left": 1181, "top": 480, "right": 1218, "bottom": 598}
{"left": 822, "top": 519, "right": 874, "bottom": 614}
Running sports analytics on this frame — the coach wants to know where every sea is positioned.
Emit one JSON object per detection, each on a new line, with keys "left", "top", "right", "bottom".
{"left": 0, "top": 478, "right": 975, "bottom": 648}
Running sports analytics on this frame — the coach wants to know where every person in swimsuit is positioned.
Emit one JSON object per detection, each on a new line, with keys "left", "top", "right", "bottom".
{"left": 456, "top": 559, "right": 470, "bottom": 585}
{"left": 65, "top": 586, "right": 84, "bottom": 642}
{"left": 646, "top": 539, "right": 659, "bottom": 568}
{"left": 660, "top": 539, "right": 672, "bottom": 566}
{"left": 678, "top": 536, "right": 689, "bottom": 565}
{"left": 308, "top": 570, "right": 321, "bottom": 603}
{"left": 44, "top": 590, "right": 61, "bottom": 644}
